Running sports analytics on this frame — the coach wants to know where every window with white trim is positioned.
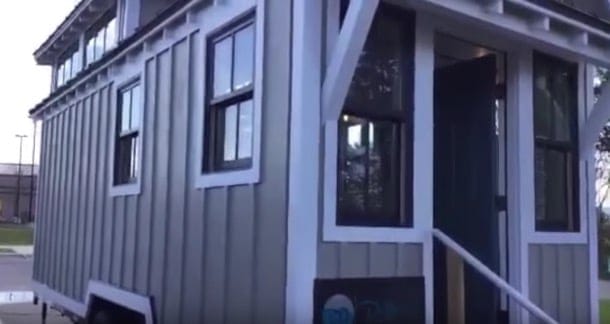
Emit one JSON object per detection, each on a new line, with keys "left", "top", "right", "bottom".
{"left": 533, "top": 52, "right": 580, "bottom": 232}
{"left": 336, "top": 7, "right": 415, "bottom": 227}
{"left": 114, "top": 81, "right": 141, "bottom": 186}
{"left": 56, "top": 44, "right": 81, "bottom": 88}
{"left": 85, "top": 11, "right": 118, "bottom": 67}
{"left": 204, "top": 14, "right": 255, "bottom": 173}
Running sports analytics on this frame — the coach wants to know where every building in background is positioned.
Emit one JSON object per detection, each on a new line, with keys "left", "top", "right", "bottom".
{"left": 0, "top": 163, "right": 38, "bottom": 224}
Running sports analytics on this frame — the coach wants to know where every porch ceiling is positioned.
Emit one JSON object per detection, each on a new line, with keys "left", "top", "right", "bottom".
{"left": 402, "top": 0, "right": 610, "bottom": 67}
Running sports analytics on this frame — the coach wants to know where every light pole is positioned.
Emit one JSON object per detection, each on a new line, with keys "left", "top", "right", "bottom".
{"left": 15, "top": 134, "right": 27, "bottom": 223}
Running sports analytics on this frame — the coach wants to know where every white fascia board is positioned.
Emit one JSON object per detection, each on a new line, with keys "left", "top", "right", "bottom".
{"left": 322, "top": 0, "right": 379, "bottom": 122}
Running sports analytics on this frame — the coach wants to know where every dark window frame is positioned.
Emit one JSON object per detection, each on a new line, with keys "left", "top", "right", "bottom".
{"left": 114, "top": 80, "right": 141, "bottom": 186}
{"left": 336, "top": 5, "right": 415, "bottom": 228}
{"left": 533, "top": 51, "right": 580, "bottom": 232}
{"left": 203, "top": 12, "right": 256, "bottom": 173}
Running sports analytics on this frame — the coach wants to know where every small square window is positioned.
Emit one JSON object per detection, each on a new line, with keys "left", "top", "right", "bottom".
{"left": 204, "top": 14, "right": 256, "bottom": 173}
{"left": 114, "top": 81, "right": 141, "bottom": 185}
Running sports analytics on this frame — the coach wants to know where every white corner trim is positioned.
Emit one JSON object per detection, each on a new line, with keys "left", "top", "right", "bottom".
{"left": 32, "top": 281, "right": 87, "bottom": 317}
{"left": 581, "top": 76, "right": 610, "bottom": 156}
{"left": 285, "top": 0, "right": 320, "bottom": 322}
{"left": 322, "top": 0, "right": 379, "bottom": 122}
{"left": 194, "top": 6, "right": 263, "bottom": 190}
{"left": 85, "top": 280, "right": 154, "bottom": 324}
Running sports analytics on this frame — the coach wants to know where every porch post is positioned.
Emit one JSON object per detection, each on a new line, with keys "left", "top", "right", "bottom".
{"left": 286, "top": 0, "right": 322, "bottom": 322}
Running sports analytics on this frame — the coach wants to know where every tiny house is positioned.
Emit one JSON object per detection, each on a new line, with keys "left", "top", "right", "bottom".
{"left": 29, "top": 0, "right": 610, "bottom": 323}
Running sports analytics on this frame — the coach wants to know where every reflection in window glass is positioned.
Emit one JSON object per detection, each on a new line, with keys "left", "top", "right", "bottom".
{"left": 64, "top": 57, "right": 72, "bottom": 83}
{"left": 223, "top": 105, "right": 238, "bottom": 161}
{"left": 238, "top": 100, "right": 254, "bottom": 159}
{"left": 233, "top": 25, "right": 255, "bottom": 90}
{"left": 130, "top": 85, "right": 141, "bottom": 129}
{"left": 338, "top": 115, "right": 402, "bottom": 226}
{"left": 105, "top": 18, "right": 117, "bottom": 50}
{"left": 214, "top": 37, "right": 233, "bottom": 97}
{"left": 120, "top": 90, "right": 132, "bottom": 133}
{"left": 86, "top": 37, "right": 95, "bottom": 67}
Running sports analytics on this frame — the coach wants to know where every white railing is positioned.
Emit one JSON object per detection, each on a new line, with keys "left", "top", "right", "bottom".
{"left": 432, "top": 229, "right": 559, "bottom": 324}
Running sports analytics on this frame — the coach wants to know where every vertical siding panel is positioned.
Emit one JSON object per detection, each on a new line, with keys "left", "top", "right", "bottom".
{"left": 84, "top": 92, "right": 100, "bottom": 291}
{"left": 149, "top": 50, "right": 171, "bottom": 319}
{"left": 339, "top": 244, "right": 369, "bottom": 277}
{"left": 112, "top": 196, "right": 126, "bottom": 286}
{"left": 541, "top": 245, "right": 559, "bottom": 320}
{"left": 226, "top": 186, "right": 256, "bottom": 324}
{"left": 181, "top": 30, "right": 205, "bottom": 324}
{"left": 397, "top": 244, "right": 423, "bottom": 276}
{"left": 47, "top": 115, "right": 60, "bottom": 286}
{"left": 123, "top": 197, "right": 137, "bottom": 290}
{"left": 557, "top": 246, "right": 574, "bottom": 323}
{"left": 65, "top": 105, "right": 79, "bottom": 297}
{"left": 102, "top": 85, "right": 115, "bottom": 283}
{"left": 163, "top": 39, "right": 188, "bottom": 324}
{"left": 318, "top": 243, "right": 341, "bottom": 278}
{"left": 573, "top": 245, "right": 590, "bottom": 323}
{"left": 202, "top": 188, "right": 229, "bottom": 324}
{"left": 529, "top": 245, "right": 542, "bottom": 324}
{"left": 136, "top": 58, "right": 156, "bottom": 295}
{"left": 93, "top": 87, "right": 109, "bottom": 281}
{"left": 76, "top": 99, "right": 90, "bottom": 299}
{"left": 57, "top": 111, "right": 69, "bottom": 291}
{"left": 369, "top": 244, "right": 399, "bottom": 277}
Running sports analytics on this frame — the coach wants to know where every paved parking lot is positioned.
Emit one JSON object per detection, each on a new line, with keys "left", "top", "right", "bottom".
{"left": 0, "top": 256, "right": 70, "bottom": 324}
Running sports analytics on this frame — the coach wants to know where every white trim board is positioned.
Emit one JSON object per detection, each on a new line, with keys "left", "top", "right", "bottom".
{"left": 284, "top": 0, "right": 321, "bottom": 322}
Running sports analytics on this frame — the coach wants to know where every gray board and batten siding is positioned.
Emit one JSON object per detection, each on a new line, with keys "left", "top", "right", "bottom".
{"left": 529, "top": 244, "right": 590, "bottom": 324}
{"left": 33, "top": 0, "right": 291, "bottom": 323}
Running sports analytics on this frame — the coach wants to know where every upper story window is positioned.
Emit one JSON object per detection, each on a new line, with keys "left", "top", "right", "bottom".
{"left": 533, "top": 52, "right": 579, "bottom": 232}
{"left": 204, "top": 15, "right": 255, "bottom": 173}
{"left": 336, "top": 8, "right": 414, "bottom": 227}
{"left": 85, "top": 11, "right": 117, "bottom": 67}
{"left": 56, "top": 45, "right": 81, "bottom": 88}
{"left": 114, "top": 81, "right": 141, "bottom": 186}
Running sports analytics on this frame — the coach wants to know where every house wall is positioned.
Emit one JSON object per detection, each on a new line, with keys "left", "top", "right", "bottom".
{"left": 529, "top": 244, "right": 590, "bottom": 324}
{"left": 32, "top": 0, "right": 291, "bottom": 323}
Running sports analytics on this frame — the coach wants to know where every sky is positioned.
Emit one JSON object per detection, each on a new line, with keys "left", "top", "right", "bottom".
{"left": 0, "top": 0, "right": 79, "bottom": 165}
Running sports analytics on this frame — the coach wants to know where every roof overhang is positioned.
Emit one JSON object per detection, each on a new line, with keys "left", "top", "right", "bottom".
{"left": 34, "top": 0, "right": 115, "bottom": 65}
{"left": 400, "top": 0, "right": 610, "bottom": 67}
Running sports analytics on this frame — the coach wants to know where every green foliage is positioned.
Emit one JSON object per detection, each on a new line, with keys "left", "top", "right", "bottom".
{"left": 0, "top": 226, "right": 33, "bottom": 245}
{"left": 601, "top": 299, "right": 610, "bottom": 324}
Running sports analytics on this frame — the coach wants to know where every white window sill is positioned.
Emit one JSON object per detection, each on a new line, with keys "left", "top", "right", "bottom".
{"left": 527, "top": 231, "right": 588, "bottom": 244}
{"left": 109, "top": 183, "right": 141, "bottom": 197}
{"left": 195, "top": 168, "right": 259, "bottom": 189}
{"left": 323, "top": 224, "right": 427, "bottom": 243}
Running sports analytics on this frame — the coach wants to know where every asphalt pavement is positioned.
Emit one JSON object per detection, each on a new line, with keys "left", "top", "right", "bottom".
{"left": 0, "top": 256, "right": 70, "bottom": 324}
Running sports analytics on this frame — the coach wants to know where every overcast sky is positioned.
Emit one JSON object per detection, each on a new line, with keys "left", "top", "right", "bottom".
{"left": 0, "top": 0, "right": 79, "bottom": 165}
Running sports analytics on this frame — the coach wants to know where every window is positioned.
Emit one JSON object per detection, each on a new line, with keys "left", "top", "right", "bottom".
{"left": 114, "top": 81, "right": 141, "bottom": 185}
{"left": 85, "top": 11, "right": 117, "bottom": 67}
{"left": 204, "top": 15, "right": 255, "bottom": 172}
{"left": 336, "top": 8, "right": 414, "bottom": 227}
{"left": 55, "top": 44, "right": 81, "bottom": 88}
{"left": 533, "top": 52, "right": 579, "bottom": 232}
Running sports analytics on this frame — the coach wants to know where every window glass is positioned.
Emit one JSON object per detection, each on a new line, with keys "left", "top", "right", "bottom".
{"left": 223, "top": 105, "right": 238, "bottom": 161}
{"left": 86, "top": 37, "right": 95, "bottom": 66}
{"left": 337, "top": 115, "right": 402, "bottom": 226}
{"left": 94, "top": 29, "right": 106, "bottom": 61}
{"left": 213, "top": 37, "right": 233, "bottom": 97}
{"left": 120, "top": 90, "right": 132, "bottom": 133}
{"left": 533, "top": 52, "right": 578, "bottom": 232}
{"left": 233, "top": 25, "right": 255, "bottom": 91}
{"left": 72, "top": 51, "right": 81, "bottom": 77}
{"left": 57, "top": 64, "right": 65, "bottom": 87}
{"left": 237, "top": 100, "right": 254, "bottom": 159}
{"left": 130, "top": 85, "right": 141, "bottom": 129}
{"left": 64, "top": 57, "right": 72, "bottom": 83}
{"left": 105, "top": 18, "right": 117, "bottom": 50}
{"left": 335, "top": 8, "right": 414, "bottom": 228}
{"left": 344, "top": 14, "right": 406, "bottom": 113}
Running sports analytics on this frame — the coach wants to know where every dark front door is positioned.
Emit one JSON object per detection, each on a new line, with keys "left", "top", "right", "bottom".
{"left": 433, "top": 55, "right": 499, "bottom": 323}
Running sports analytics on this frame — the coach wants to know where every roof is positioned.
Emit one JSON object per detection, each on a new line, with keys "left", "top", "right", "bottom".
{"left": 29, "top": 0, "right": 194, "bottom": 117}
{"left": 34, "top": 0, "right": 115, "bottom": 65}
